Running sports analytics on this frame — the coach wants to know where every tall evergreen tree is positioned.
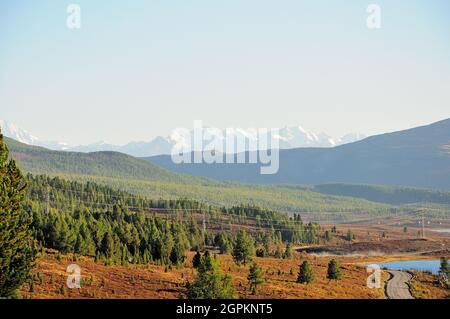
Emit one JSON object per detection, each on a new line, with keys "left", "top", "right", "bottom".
{"left": 345, "top": 229, "right": 354, "bottom": 241}
{"left": 247, "top": 262, "right": 265, "bottom": 295}
{"left": 440, "top": 257, "right": 449, "bottom": 277}
{"left": 192, "top": 250, "right": 202, "bottom": 268}
{"left": 262, "top": 232, "right": 271, "bottom": 256}
{"left": 297, "top": 261, "right": 315, "bottom": 284}
{"left": 283, "top": 242, "right": 293, "bottom": 259}
{"left": 214, "top": 233, "right": 231, "bottom": 254}
{"left": 327, "top": 259, "right": 342, "bottom": 280}
{"left": 0, "top": 131, "right": 36, "bottom": 297}
{"left": 324, "top": 230, "right": 332, "bottom": 242}
{"left": 187, "top": 253, "right": 235, "bottom": 299}
{"left": 169, "top": 241, "right": 187, "bottom": 267}
{"left": 232, "top": 230, "right": 255, "bottom": 266}
{"left": 99, "top": 232, "right": 114, "bottom": 260}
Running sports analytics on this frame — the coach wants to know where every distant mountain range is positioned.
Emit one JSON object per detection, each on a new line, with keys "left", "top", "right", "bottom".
{"left": 0, "top": 119, "right": 71, "bottom": 151}
{"left": 3, "top": 118, "right": 450, "bottom": 190}
{"left": 146, "top": 118, "right": 450, "bottom": 190}
{"left": 3, "top": 119, "right": 450, "bottom": 217}
{"left": 0, "top": 119, "right": 365, "bottom": 157}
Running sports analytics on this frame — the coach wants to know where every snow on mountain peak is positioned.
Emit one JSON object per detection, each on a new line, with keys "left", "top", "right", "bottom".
{"left": 0, "top": 119, "right": 367, "bottom": 157}
{"left": 0, "top": 119, "right": 39, "bottom": 145}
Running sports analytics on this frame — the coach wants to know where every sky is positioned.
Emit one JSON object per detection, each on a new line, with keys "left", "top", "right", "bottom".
{"left": 1, "top": 0, "right": 449, "bottom": 145}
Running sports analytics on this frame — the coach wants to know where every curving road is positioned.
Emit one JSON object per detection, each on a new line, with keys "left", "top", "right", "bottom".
{"left": 385, "top": 270, "right": 414, "bottom": 299}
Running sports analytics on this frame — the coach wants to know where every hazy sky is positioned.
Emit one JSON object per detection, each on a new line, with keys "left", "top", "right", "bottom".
{"left": 1, "top": 0, "right": 449, "bottom": 145}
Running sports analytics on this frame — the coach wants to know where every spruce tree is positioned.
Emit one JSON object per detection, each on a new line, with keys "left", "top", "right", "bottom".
{"left": 247, "top": 262, "right": 265, "bottom": 295}
{"left": 346, "top": 229, "right": 354, "bottom": 241}
{"left": 215, "top": 233, "right": 231, "bottom": 254}
{"left": 99, "top": 232, "right": 114, "bottom": 260}
{"left": 232, "top": 230, "right": 255, "bottom": 266}
{"left": 187, "top": 253, "right": 235, "bottom": 299}
{"left": 297, "top": 261, "right": 315, "bottom": 284}
{"left": 0, "top": 131, "right": 36, "bottom": 297}
{"left": 192, "top": 250, "right": 202, "bottom": 268}
{"left": 170, "top": 240, "right": 187, "bottom": 267}
{"left": 159, "top": 229, "right": 174, "bottom": 265}
{"left": 325, "top": 230, "right": 332, "bottom": 242}
{"left": 327, "top": 259, "right": 342, "bottom": 280}
{"left": 262, "top": 232, "right": 271, "bottom": 256}
{"left": 440, "top": 257, "right": 449, "bottom": 277}
{"left": 283, "top": 242, "right": 293, "bottom": 259}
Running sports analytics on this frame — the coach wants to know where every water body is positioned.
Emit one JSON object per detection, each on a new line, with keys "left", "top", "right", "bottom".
{"left": 430, "top": 229, "right": 450, "bottom": 233}
{"left": 377, "top": 259, "right": 441, "bottom": 275}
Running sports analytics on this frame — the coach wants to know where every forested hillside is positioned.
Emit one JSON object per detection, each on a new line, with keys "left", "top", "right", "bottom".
{"left": 314, "top": 184, "right": 450, "bottom": 205}
{"left": 5, "top": 137, "right": 205, "bottom": 184}
{"left": 7, "top": 137, "right": 401, "bottom": 220}
{"left": 24, "top": 174, "right": 324, "bottom": 265}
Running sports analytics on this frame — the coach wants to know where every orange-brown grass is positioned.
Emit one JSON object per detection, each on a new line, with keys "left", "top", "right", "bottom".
{"left": 21, "top": 251, "right": 388, "bottom": 299}
{"left": 410, "top": 272, "right": 450, "bottom": 299}
{"left": 322, "top": 222, "right": 449, "bottom": 243}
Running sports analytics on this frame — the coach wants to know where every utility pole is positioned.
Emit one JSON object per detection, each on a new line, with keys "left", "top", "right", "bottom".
{"left": 202, "top": 210, "right": 206, "bottom": 246}
{"left": 422, "top": 216, "right": 425, "bottom": 239}
{"left": 46, "top": 186, "right": 50, "bottom": 215}
{"left": 202, "top": 212, "right": 206, "bottom": 233}
{"left": 203, "top": 211, "right": 206, "bottom": 234}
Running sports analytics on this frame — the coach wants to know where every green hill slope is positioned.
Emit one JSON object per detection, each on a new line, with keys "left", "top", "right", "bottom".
{"left": 314, "top": 183, "right": 450, "bottom": 205}
{"left": 5, "top": 137, "right": 203, "bottom": 184}
{"left": 6, "top": 136, "right": 447, "bottom": 220}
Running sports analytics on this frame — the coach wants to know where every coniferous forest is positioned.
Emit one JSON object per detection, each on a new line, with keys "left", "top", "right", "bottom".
{"left": 24, "top": 174, "right": 322, "bottom": 267}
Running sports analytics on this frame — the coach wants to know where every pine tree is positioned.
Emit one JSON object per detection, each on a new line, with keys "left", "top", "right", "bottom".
{"left": 99, "top": 232, "right": 114, "bottom": 260}
{"left": 346, "top": 229, "right": 354, "bottom": 241}
{"left": 215, "top": 233, "right": 231, "bottom": 254}
{"left": 0, "top": 131, "right": 36, "bottom": 297}
{"left": 327, "top": 259, "right": 342, "bottom": 280}
{"left": 440, "top": 257, "right": 449, "bottom": 277}
{"left": 192, "top": 250, "right": 202, "bottom": 268}
{"left": 187, "top": 253, "right": 235, "bottom": 299}
{"left": 232, "top": 230, "right": 255, "bottom": 266}
{"left": 170, "top": 234, "right": 188, "bottom": 267}
{"left": 74, "top": 234, "right": 86, "bottom": 254}
{"left": 297, "top": 261, "right": 315, "bottom": 284}
{"left": 158, "top": 228, "right": 174, "bottom": 265}
{"left": 247, "top": 262, "right": 265, "bottom": 295}
{"left": 283, "top": 242, "right": 293, "bottom": 259}
{"left": 324, "top": 230, "right": 332, "bottom": 242}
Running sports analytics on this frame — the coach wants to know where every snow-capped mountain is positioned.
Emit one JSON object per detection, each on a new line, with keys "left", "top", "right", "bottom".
{"left": 0, "top": 119, "right": 366, "bottom": 157}
{"left": 0, "top": 119, "right": 40, "bottom": 145}
{"left": 0, "top": 119, "right": 71, "bottom": 150}
{"left": 68, "top": 137, "right": 174, "bottom": 157}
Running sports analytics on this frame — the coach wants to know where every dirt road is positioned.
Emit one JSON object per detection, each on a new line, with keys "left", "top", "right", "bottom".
{"left": 385, "top": 270, "right": 414, "bottom": 299}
